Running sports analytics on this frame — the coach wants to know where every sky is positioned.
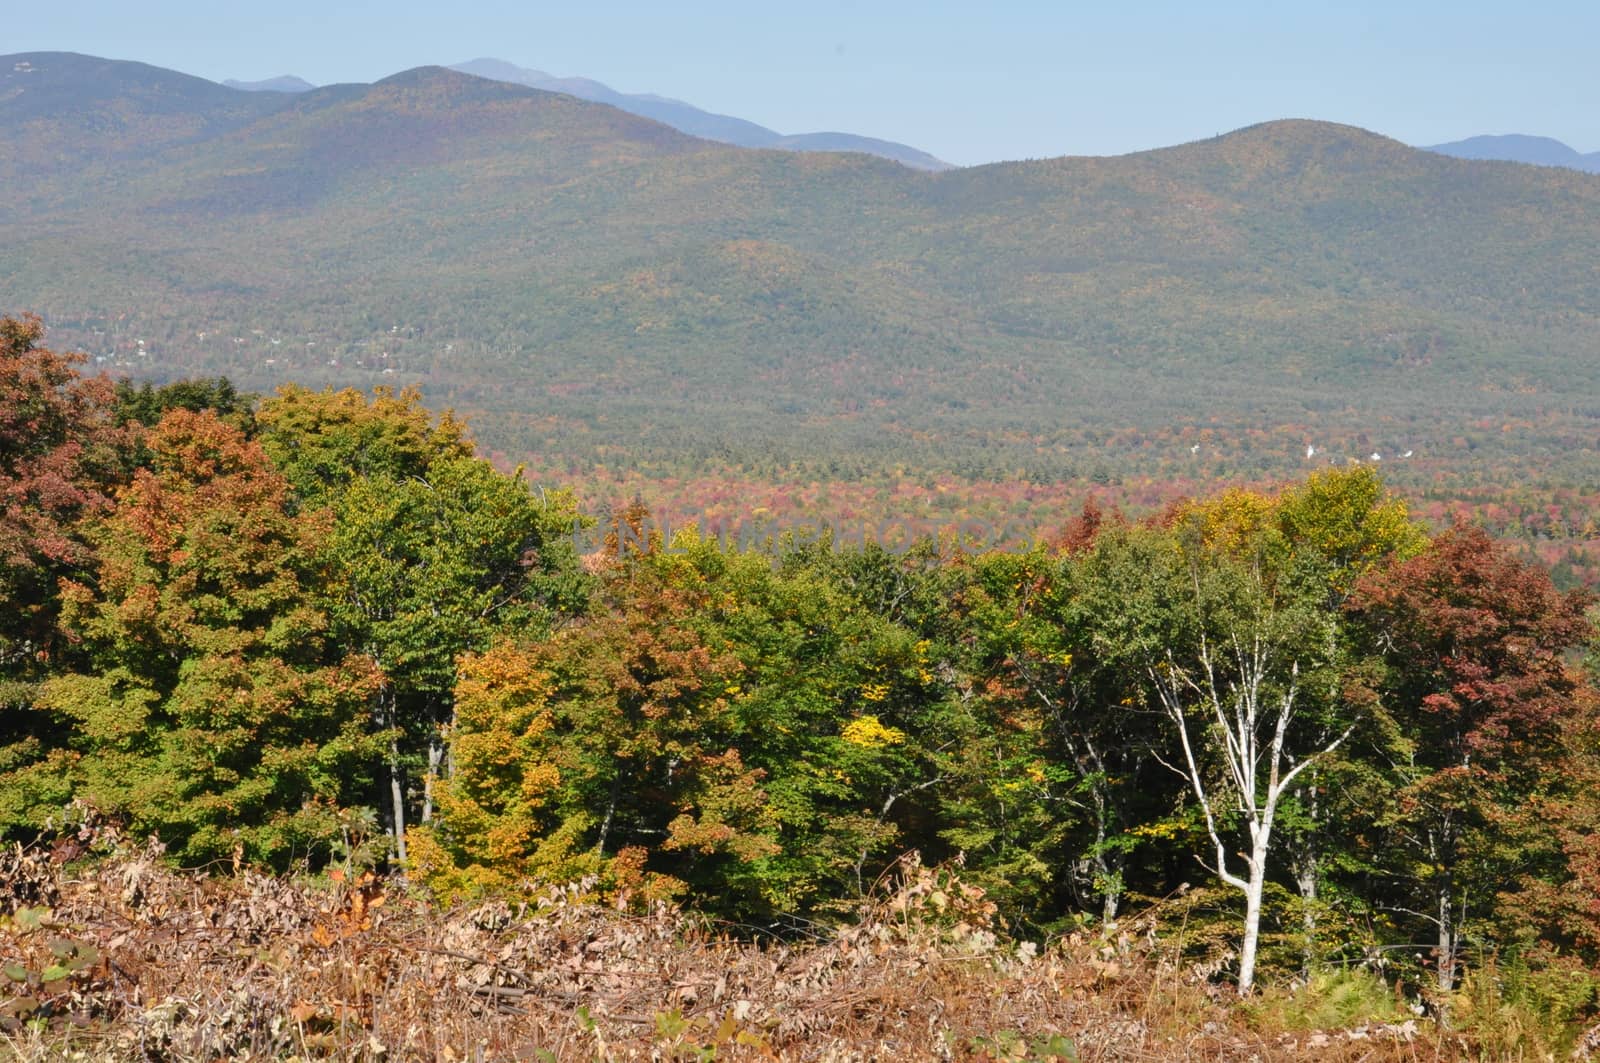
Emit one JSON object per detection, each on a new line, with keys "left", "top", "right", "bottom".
{"left": 7, "top": 0, "right": 1598, "bottom": 167}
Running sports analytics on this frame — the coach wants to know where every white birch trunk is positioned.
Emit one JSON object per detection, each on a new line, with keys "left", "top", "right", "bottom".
{"left": 1153, "top": 628, "right": 1352, "bottom": 995}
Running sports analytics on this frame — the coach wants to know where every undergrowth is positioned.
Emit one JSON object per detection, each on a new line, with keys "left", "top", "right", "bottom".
{"left": 0, "top": 831, "right": 1594, "bottom": 1061}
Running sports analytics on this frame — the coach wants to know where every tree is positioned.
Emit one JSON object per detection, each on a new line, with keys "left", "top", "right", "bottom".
{"left": 113, "top": 376, "right": 256, "bottom": 433}
{"left": 1086, "top": 483, "right": 1384, "bottom": 994}
{"left": 30, "top": 410, "right": 381, "bottom": 863}
{"left": 257, "top": 385, "right": 587, "bottom": 861}
{"left": 1496, "top": 683, "right": 1600, "bottom": 980}
{"left": 966, "top": 538, "right": 1170, "bottom": 927}
{"left": 1346, "top": 522, "right": 1593, "bottom": 992}
{"left": 0, "top": 315, "right": 127, "bottom": 833}
{"left": 322, "top": 452, "right": 585, "bottom": 860}
{"left": 1266, "top": 467, "right": 1426, "bottom": 966}
{"left": 781, "top": 539, "right": 981, "bottom": 905}
{"left": 1158, "top": 521, "right": 1358, "bottom": 993}
{"left": 422, "top": 529, "right": 968, "bottom": 920}
{"left": 0, "top": 315, "right": 124, "bottom": 665}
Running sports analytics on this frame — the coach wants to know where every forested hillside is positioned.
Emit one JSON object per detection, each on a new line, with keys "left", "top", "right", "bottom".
{"left": 4, "top": 53, "right": 1600, "bottom": 510}
{"left": 4, "top": 318, "right": 1600, "bottom": 1054}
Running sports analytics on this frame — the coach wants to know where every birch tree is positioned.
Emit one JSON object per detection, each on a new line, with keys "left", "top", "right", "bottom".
{"left": 1148, "top": 596, "right": 1350, "bottom": 993}
{"left": 1121, "top": 504, "right": 1362, "bottom": 994}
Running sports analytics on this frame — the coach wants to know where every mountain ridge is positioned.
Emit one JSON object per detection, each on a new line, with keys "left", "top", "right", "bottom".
{"left": 3, "top": 53, "right": 1599, "bottom": 495}
{"left": 222, "top": 75, "right": 316, "bottom": 93}
{"left": 447, "top": 56, "right": 954, "bottom": 171}
{"left": 0, "top": 51, "right": 291, "bottom": 185}
{"left": 1423, "top": 133, "right": 1600, "bottom": 173}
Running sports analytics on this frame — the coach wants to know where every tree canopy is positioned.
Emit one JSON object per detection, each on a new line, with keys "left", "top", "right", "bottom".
{"left": 1, "top": 316, "right": 1597, "bottom": 1021}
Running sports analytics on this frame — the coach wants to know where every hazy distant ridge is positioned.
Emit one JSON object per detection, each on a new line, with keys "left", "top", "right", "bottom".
{"left": 1422, "top": 133, "right": 1600, "bottom": 173}
{"left": 222, "top": 75, "right": 316, "bottom": 93}
{"left": 448, "top": 57, "right": 953, "bottom": 171}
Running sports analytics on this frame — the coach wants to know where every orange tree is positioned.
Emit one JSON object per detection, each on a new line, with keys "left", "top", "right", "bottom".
{"left": 22, "top": 410, "right": 382, "bottom": 864}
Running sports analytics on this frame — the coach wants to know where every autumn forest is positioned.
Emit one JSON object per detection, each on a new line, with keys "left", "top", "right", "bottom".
{"left": 3, "top": 313, "right": 1600, "bottom": 1057}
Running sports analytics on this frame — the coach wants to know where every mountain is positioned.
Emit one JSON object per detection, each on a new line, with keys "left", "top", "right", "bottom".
{"left": 222, "top": 75, "right": 316, "bottom": 93}
{"left": 1423, "top": 134, "right": 1600, "bottom": 173}
{"left": 1, "top": 52, "right": 290, "bottom": 183}
{"left": 448, "top": 58, "right": 777, "bottom": 147}
{"left": 4, "top": 54, "right": 1600, "bottom": 495}
{"left": 763, "top": 131, "right": 951, "bottom": 171}
{"left": 448, "top": 57, "right": 953, "bottom": 171}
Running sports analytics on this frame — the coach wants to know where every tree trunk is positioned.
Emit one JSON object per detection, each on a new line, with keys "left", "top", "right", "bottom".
{"left": 1089, "top": 781, "right": 1123, "bottom": 923}
{"left": 1238, "top": 831, "right": 1271, "bottom": 995}
{"left": 1100, "top": 854, "right": 1123, "bottom": 925}
{"left": 1293, "top": 778, "right": 1320, "bottom": 973}
{"left": 422, "top": 731, "right": 444, "bottom": 825}
{"left": 595, "top": 769, "right": 622, "bottom": 855}
{"left": 1295, "top": 849, "right": 1318, "bottom": 974}
{"left": 1436, "top": 879, "right": 1457, "bottom": 992}
{"left": 389, "top": 732, "right": 408, "bottom": 863}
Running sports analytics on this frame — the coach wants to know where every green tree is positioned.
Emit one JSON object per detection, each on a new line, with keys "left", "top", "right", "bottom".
{"left": 423, "top": 528, "right": 968, "bottom": 920}
{"left": 113, "top": 376, "right": 256, "bottom": 433}
{"left": 257, "top": 384, "right": 587, "bottom": 861}
{"left": 256, "top": 384, "right": 471, "bottom": 501}
{"left": 1266, "top": 468, "right": 1427, "bottom": 966}
{"left": 963, "top": 537, "right": 1168, "bottom": 928}
{"left": 0, "top": 315, "right": 127, "bottom": 834}
{"left": 26, "top": 410, "right": 381, "bottom": 863}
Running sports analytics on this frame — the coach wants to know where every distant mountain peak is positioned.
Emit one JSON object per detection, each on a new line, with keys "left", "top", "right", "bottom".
{"left": 370, "top": 65, "right": 541, "bottom": 99}
{"left": 447, "top": 57, "right": 954, "bottom": 171}
{"left": 1215, "top": 119, "right": 1411, "bottom": 152}
{"left": 222, "top": 75, "right": 315, "bottom": 93}
{"left": 374, "top": 64, "right": 466, "bottom": 87}
{"left": 453, "top": 57, "right": 555, "bottom": 82}
{"left": 1114, "top": 119, "right": 1421, "bottom": 180}
{"left": 1422, "top": 133, "right": 1600, "bottom": 173}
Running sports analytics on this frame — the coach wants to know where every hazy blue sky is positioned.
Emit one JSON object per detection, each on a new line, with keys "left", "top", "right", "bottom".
{"left": 8, "top": 0, "right": 1597, "bottom": 166}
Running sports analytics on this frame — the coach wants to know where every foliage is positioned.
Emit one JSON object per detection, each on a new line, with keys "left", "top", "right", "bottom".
{"left": 423, "top": 530, "right": 969, "bottom": 920}
{"left": 0, "top": 316, "right": 131, "bottom": 834}
{"left": 21, "top": 410, "right": 382, "bottom": 863}
{"left": 256, "top": 384, "right": 473, "bottom": 503}
{"left": 113, "top": 376, "right": 255, "bottom": 433}
{"left": 256, "top": 383, "right": 589, "bottom": 860}
{"left": 0, "top": 316, "right": 126, "bottom": 677}
{"left": 1345, "top": 522, "right": 1595, "bottom": 989}
{"left": 0, "top": 332, "right": 1597, "bottom": 1041}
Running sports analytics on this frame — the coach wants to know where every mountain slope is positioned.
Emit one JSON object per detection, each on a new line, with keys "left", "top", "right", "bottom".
{"left": 140, "top": 68, "right": 711, "bottom": 225}
{"left": 1423, "top": 133, "right": 1600, "bottom": 173}
{"left": 0, "top": 52, "right": 290, "bottom": 182}
{"left": 3, "top": 61, "right": 1599, "bottom": 491}
{"left": 449, "top": 57, "right": 953, "bottom": 171}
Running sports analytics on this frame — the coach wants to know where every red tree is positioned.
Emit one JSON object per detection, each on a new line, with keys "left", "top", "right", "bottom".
{"left": 1347, "top": 522, "right": 1594, "bottom": 991}
{"left": 0, "top": 316, "right": 126, "bottom": 650}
